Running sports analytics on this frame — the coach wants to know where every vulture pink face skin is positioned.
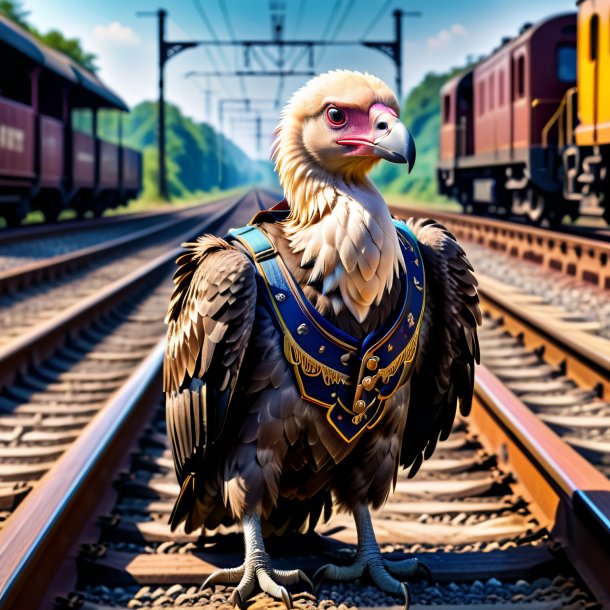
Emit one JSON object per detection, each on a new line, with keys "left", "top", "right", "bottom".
{"left": 301, "top": 99, "right": 416, "bottom": 175}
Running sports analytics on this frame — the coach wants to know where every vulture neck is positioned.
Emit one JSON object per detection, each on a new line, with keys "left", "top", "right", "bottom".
{"left": 282, "top": 168, "right": 405, "bottom": 324}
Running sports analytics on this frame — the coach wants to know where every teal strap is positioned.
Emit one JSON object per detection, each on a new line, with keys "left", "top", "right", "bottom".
{"left": 228, "top": 225, "right": 277, "bottom": 261}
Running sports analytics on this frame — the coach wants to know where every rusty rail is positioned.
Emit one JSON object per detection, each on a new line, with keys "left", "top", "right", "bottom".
{"left": 0, "top": 189, "right": 269, "bottom": 610}
{"left": 389, "top": 205, "right": 610, "bottom": 290}
{"left": 0, "top": 341, "right": 166, "bottom": 610}
{"left": 0, "top": 193, "right": 245, "bottom": 390}
{"left": 0, "top": 195, "right": 244, "bottom": 295}
{"left": 0, "top": 191, "right": 247, "bottom": 247}
{"left": 472, "top": 365, "right": 610, "bottom": 606}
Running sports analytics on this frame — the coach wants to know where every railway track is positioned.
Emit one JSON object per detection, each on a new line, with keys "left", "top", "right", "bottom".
{"left": 0, "top": 192, "right": 608, "bottom": 609}
{"left": 0, "top": 194, "right": 245, "bottom": 276}
{"left": 388, "top": 205, "right": 610, "bottom": 292}
{"left": 0, "top": 194, "right": 255, "bottom": 389}
{"left": 387, "top": 205, "right": 610, "bottom": 473}
{"left": 0, "top": 189, "right": 277, "bottom": 606}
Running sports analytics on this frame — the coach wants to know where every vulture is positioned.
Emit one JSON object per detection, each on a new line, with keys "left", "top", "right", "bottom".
{"left": 164, "top": 70, "right": 481, "bottom": 609}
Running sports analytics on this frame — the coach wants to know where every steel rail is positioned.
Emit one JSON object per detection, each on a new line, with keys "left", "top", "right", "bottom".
{"left": 0, "top": 190, "right": 248, "bottom": 247}
{"left": 477, "top": 276, "right": 610, "bottom": 398}
{"left": 0, "top": 195, "right": 244, "bottom": 295}
{"left": 388, "top": 204, "right": 610, "bottom": 291}
{"left": 0, "top": 189, "right": 266, "bottom": 610}
{"left": 0, "top": 341, "right": 166, "bottom": 610}
{"left": 472, "top": 364, "right": 610, "bottom": 607}
{"left": 0, "top": 192, "right": 246, "bottom": 390}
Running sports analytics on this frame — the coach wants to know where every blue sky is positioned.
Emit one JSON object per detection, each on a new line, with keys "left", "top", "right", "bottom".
{"left": 23, "top": 0, "right": 575, "bottom": 158}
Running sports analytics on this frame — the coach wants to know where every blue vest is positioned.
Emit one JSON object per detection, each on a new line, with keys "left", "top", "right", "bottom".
{"left": 228, "top": 213, "right": 425, "bottom": 444}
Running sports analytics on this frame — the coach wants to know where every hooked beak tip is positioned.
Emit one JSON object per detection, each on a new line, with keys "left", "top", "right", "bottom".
{"left": 373, "top": 122, "right": 416, "bottom": 172}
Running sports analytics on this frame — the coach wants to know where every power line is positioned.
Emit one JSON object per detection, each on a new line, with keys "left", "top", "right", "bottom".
{"left": 293, "top": 0, "right": 306, "bottom": 38}
{"left": 329, "top": 0, "right": 355, "bottom": 40}
{"left": 320, "top": 0, "right": 342, "bottom": 41}
{"left": 217, "top": 0, "right": 247, "bottom": 98}
{"left": 217, "top": 0, "right": 236, "bottom": 38}
{"left": 317, "top": 0, "right": 354, "bottom": 64}
{"left": 191, "top": 0, "right": 236, "bottom": 94}
{"left": 174, "top": 10, "right": 233, "bottom": 96}
{"left": 360, "top": 0, "right": 392, "bottom": 40}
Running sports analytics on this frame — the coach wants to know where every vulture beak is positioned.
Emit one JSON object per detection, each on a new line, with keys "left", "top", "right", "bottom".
{"left": 372, "top": 122, "right": 416, "bottom": 172}
{"left": 336, "top": 106, "right": 416, "bottom": 173}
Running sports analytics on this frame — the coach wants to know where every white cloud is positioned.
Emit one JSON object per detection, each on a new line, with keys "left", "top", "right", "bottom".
{"left": 427, "top": 23, "right": 469, "bottom": 49}
{"left": 93, "top": 22, "right": 140, "bottom": 46}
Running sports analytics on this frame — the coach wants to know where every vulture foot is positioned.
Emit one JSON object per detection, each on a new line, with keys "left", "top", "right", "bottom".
{"left": 313, "top": 504, "right": 432, "bottom": 610}
{"left": 202, "top": 514, "right": 313, "bottom": 609}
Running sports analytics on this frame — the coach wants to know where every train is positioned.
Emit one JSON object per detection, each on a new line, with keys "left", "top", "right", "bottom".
{"left": 437, "top": 0, "right": 610, "bottom": 225}
{"left": 0, "top": 15, "right": 142, "bottom": 226}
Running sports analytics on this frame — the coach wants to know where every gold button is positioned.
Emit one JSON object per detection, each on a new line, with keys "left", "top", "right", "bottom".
{"left": 354, "top": 400, "right": 366, "bottom": 414}
{"left": 362, "top": 376, "right": 375, "bottom": 391}
{"left": 340, "top": 353, "right": 351, "bottom": 366}
{"left": 366, "top": 356, "right": 379, "bottom": 371}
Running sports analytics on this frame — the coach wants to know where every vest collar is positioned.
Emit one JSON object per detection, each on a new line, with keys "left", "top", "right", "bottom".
{"left": 228, "top": 214, "right": 425, "bottom": 443}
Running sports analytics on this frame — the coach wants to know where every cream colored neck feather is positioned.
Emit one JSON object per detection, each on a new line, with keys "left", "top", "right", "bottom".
{"left": 276, "top": 141, "right": 404, "bottom": 322}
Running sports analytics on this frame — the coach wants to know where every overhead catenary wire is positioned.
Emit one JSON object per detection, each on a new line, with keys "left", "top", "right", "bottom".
{"left": 317, "top": 0, "right": 355, "bottom": 64}
{"left": 328, "top": 0, "right": 355, "bottom": 40}
{"left": 190, "top": 0, "right": 239, "bottom": 98}
{"left": 217, "top": 0, "right": 248, "bottom": 98}
{"left": 172, "top": 13, "right": 233, "bottom": 96}
{"left": 359, "top": 0, "right": 393, "bottom": 40}
{"left": 293, "top": 0, "right": 306, "bottom": 38}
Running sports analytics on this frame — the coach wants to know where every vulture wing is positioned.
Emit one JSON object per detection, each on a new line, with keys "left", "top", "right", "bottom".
{"left": 399, "top": 218, "right": 481, "bottom": 478}
{"left": 164, "top": 235, "right": 257, "bottom": 530}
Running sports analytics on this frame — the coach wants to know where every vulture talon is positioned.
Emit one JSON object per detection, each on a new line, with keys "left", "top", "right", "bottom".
{"left": 280, "top": 586, "right": 293, "bottom": 609}
{"left": 312, "top": 565, "right": 328, "bottom": 591}
{"left": 383, "top": 557, "right": 425, "bottom": 580}
{"left": 201, "top": 515, "right": 307, "bottom": 609}
{"left": 316, "top": 505, "right": 424, "bottom": 606}
{"left": 417, "top": 560, "right": 433, "bottom": 585}
{"left": 400, "top": 582, "right": 411, "bottom": 610}
{"left": 201, "top": 566, "right": 245, "bottom": 592}
{"left": 230, "top": 589, "right": 245, "bottom": 610}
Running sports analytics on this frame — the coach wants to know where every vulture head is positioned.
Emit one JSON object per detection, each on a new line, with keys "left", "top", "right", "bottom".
{"left": 272, "top": 70, "right": 415, "bottom": 224}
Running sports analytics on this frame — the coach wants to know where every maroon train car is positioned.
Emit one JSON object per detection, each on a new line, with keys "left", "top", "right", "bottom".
{"left": 438, "top": 14, "right": 577, "bottom": 223}
{"left": 0, "top": 15, "right": 142, "bottom": 225}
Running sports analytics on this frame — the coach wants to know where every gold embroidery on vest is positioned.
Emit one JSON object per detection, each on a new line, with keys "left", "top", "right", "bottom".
{"left": 283, "top": 332, "right": 349, "bottom": 386}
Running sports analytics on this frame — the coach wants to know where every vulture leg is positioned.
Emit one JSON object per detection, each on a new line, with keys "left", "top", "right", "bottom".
{"left": 202, "top": 513, "right": 313, "bottom": 609}
{"left": 314, "top": 504, "right": 431, "bottom": 610}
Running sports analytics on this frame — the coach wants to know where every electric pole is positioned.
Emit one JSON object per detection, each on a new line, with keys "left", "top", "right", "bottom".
{"left": 137, "top": 9, "right": 198, "bottom": 201}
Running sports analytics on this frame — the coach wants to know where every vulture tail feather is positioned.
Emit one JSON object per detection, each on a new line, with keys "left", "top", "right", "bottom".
{"left": 169, "top": 473, "right": 196, "bottom": 531}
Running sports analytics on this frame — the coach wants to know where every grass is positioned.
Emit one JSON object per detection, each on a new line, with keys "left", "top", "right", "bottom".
{"left": 102, "top": 186, "right": 250, "bottom": 217}
{"left": 382, "top": 191, "right": 462, "bottom": 213}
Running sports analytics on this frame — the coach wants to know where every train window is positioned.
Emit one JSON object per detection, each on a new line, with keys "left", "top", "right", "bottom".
{"left": 515, "top": 56, "right": 525, "bottom": 98}
{"left": 443, "top": 95, "right": 451, "bottom": 124}
{"left": 479, "top": 81, "right": 486, "bottom": 115}
{"left": 0, "top": 44, "right": 32, "bottom": 105}
{"left": 489, "top": 74, "right": 495, "bottom": 110}
{"left": 556, "top": 44, "right": 576, "bottom": 82}
{"left": 499, "top": 70, "right": 505, "bottom": 106}
{"left": 590, "top": 14, "right": 599, "bottom": 61}
{"left": 72, "top": 109, "right": 94, "bottom": 135}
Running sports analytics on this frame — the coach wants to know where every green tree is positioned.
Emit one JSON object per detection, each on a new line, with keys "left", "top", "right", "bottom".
{"left": 100, "top": 101, "right": 260, "bottom": 200}
{"left": 38, "top": 29, "right": 98, "bottom": 73}
{"left": 0, "top": 0, "right": 98, "bottom": 73}
{"left": 0, "top": 0, "right": 28, "bottom": 28}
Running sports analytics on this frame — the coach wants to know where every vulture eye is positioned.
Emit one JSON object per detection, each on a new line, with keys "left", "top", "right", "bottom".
{"left": 325, "top": 105, "right": 346, "bottom": 127}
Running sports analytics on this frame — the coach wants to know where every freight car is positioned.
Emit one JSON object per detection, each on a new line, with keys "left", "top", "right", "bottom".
{"left": 438, "top": 13, "right": 578, "bottom": 224}
{"left": 0, "top": 15, "right": 141, "bottom": 226}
